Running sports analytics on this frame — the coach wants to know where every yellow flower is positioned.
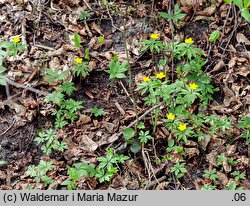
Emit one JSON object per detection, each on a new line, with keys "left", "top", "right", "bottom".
{"left": 189, "top": 83, "right": 198, "bottom": 90}
{"left": 150, "top": 33, "right": 160, "bottom": 39}
{"left": 143, "top": 76, "right": 150, "bottom": 82}
{"left": 178, "top": 123, "right": 186, "bottom": 131}
{"left": 167, "top": 113, "right": 175, "bottom": 120}
{"left": 12, "top": 36, "right": 21, "bottom": 43}
{"left": 156, "top": 72, "right": 166, "bottom": 79}
{"left": 185, "top": 38, "right": 194, "bottom": 44}
{"left": 74, "top": 57, "right": 83, "bottom": 63}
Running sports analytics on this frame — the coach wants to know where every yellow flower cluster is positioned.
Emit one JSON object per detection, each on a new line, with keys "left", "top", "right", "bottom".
{"left": 143, "top": 76, "right": 150, "bottom": 82}
{"left": 150, "top": 33, "right": 159, "bottom": 39}
{"left": 74, "top": 57, "right": 83, "bottom": 63}
{"left": 12, "top": 36, "right": 21, "bottom": 43}
{"left": 185, "top": 38, "right": 194, "bottom": 44}
{"left": 156, "top": 72, "right": 165, "bottom": 79}
{"left": 178, "top": 123, "right": 186, "bottom": 131}
{"left": 189, "top": 82, "right": 198, "bottom": 90}
{"left": 167, "top": 113, "right": 175, "bottom": 120}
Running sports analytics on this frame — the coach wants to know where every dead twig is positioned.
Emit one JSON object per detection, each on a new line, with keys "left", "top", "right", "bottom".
{"left": 0, "top": 120, "right": 15, "bottom": 137}
{"left": 144, "top": 175, "right": 167, "bottom": 189}
{"left": 4, "top": 76, "right": 49, "bottom": 97}
{"left": 83, "top": 0, "right": 93, "bottom": 11}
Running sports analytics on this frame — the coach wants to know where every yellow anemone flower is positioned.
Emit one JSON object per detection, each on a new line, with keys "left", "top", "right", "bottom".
{"left": 167, "top": 113, "right": 175, "bottom": 120}
{"left": 156, "top": 72, "right": 166, "bottom": 79}
{"left": 150, "top": 33, "right": 160, "bottom": 39}
{"left": 189, "top": 83, "right": 198, "bottom": 90}
{"left": 178, "top": 123, "right": 186, "bottom": 131}
{"left": 143, "top": 76, "right": 150, "bottom": 82}
{"left": 12, "top": 36, "right": 21, "bottom": 43}
{"left": 185, "top": 38, "right": 194, "bottom": 44}
{"left": 74, "top": 57, "right": 83, "bottom": 63}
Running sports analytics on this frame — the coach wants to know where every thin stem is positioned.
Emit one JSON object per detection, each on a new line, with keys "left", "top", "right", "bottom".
{"left": 122, "top": 18, "right": 139, "bottom": 132}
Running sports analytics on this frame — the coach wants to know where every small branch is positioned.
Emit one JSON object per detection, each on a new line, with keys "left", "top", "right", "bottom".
{"left": 4, "top": 76, "right": 49, "bottom": 96}
{"left": 105, "top": 3, "right": 122, "bottom": 32}
{"left": 144, "top": 175, "right": 167, "bottom": 190}
{"left": 83, "top": 0, "right": 93, "bottom": 11}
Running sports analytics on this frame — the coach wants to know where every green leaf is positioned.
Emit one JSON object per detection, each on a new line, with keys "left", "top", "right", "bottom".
{"left": 244, "top": 0, "right": 250, "bottom": 8}
{"left": 0, "top": 75, "right": 6, "bottom": 85}
{"left": 90, "top": 107, "right": 105, "bottom": 117}
{"left": 234, "top": 0, "right": 244, "bottom": 8}
{"left": 241, "top": 8, "right": 250, "bottom": 21}
{"left": 168, "top": 139, "right": 175, "bottom": 147}
{"left": 130, "top": 142, "right": 141, "bottom": 153}
{"left": 224, "top": 0, "right": 232, "bottom": 3}
{"left": 122, "top": 128, "right": 135, "bottom": 141}
{"left": 72, "top": 32, "right": 81, "bottom": 48}
{"left": 209, "top": 30, "right": 220, "bottom": 42}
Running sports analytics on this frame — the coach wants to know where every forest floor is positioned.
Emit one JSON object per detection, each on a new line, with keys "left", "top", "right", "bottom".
{"left": 0, "top": 0, "right": 249, "bottom": 190}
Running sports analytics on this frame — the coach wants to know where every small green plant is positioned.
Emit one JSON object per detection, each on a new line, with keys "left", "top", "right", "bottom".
{"left": 138, "top": 130, "right": 152, "bottom": 144}
{"left": 159, "top": 3, "right": 186, "bottom": 23}
{"left": 203, "top": 168, "right": 218, "bottom": 181}
{"left": 170, "top": 162, "right": 187, "bottom": 178}
{"left": 224, "top": 181, "right": 244, "bottom": 190}
{"left": 201, "top": 183, "right": 217, "bottom": 190}
{"left": 90, "top": 107, "right": 105, "bottom": 117}
{"left": 72, "top": 57, "right": 90, "bottom": 77}
{"left": 72, "top": 32, "right": 81, "bottom": 48}
{"left": 44, "top": 68, "right": 68, "bottom": 83}
{"left": 34, "top": 129, "right": 68, "bottom": 155}
{"left": 231, "top": 171, "right": 246, "bottom": 182}
{"left": 237, "top": 116, "right": 250, "bottom": 145}
{"left": 79, "top": 11, "right": 91, "bottom": 21}
{"left": 209, "top": 30, "right": 220, "bottom": 43}
{"left": 140, "top": 33, "right": 165, "bottom": 53}
{"left": 62, "top": 163, "right": 96, "bottom": 190}
{"left": 26, "top": 160, "right": 55, "bottom": 186}
{"left": 224, "top": 0, "right": 250, "bottom": 21}
{"left": 95, "top": 148, "right": 129, "bottom": 183}
{"left": 105, "top": 57, "right": 129, "bottom": 79}
{"left": 62, "top": 148, "right": 129, "bottom": 188}
{"left": 0, "top": 36, "right": 26, "bottom": 85}
{"left": 98, "top": 35, "right": 105, "bottom": 44}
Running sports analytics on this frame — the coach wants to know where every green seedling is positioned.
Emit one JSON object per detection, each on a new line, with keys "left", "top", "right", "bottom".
{"left": 170, "top": 162, "right": 187, "bottom": 178}
{"left": 105, "top": 58, "right": 129, "bottom": 79}
{"left": 90, "top": 107, "right": 105, "bottom": 117}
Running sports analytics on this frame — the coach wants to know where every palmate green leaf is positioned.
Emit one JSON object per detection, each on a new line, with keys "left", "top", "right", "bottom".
{"left": 45, "top": 68, "right": 68, "bottom": 83}
{"left": 45, "top": 91, "right": 64, "bottom": 104}
{"left": 159, "top": 12, "right": 171, "bottom": 20}
{"left": 59, "top": 82, "right": 77, "bottom": 96}
{"left": 72, "top": 32, "right": 81, "bottom": 48}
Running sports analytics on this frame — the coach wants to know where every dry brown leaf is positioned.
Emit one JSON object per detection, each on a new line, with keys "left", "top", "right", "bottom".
{"left": 206, "top": 150, "right": 218, "bottom": 166}
{"left": 97, "top": 133, "right": 118, "bottom": 146}
{"left": 184, "top": 148, "right": 200, "bottom": 158}
{"left": 213, "top": 60, "right": 225, "bottom": 72}
{"left": 217, "top": 171, "right": 228, "bottom": 186}
{"left": 156, "top": 181, "right": 169, "bottom": 190}
{"left": 77, "top": 114, "right": 91, "bottom": 126}
{"left": 236, "top": 33, "right": 250, "bottom": 45}
{"left": 199, "top": 134, "right": 211, "bottom": 150}
{"left": 222, "top": 158, "right": 231, "bottom": 172}
{"left": 90, "top": 22, "right": 102, "bottom": 35}
{"left": 78, "top": 135, "right": 98, "bottom": 152}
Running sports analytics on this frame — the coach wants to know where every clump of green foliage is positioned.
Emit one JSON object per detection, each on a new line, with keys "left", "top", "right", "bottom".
{"left": 61, "top": 148, "right": 129, "bottom": 189}
{"left": 34, "top": 129, "right": 68, "bottom": 155}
